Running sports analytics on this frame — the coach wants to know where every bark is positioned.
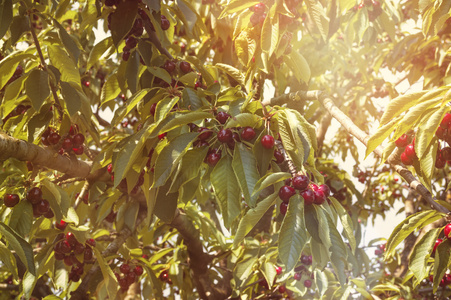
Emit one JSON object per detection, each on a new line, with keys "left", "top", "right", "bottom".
{"left": 316, "top": 113, "right": 332, "bottom": 156}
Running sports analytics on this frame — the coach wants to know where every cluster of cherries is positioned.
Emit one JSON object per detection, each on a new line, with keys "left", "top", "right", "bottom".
{"left": 27, "top": 187, "right": 54, "bottom": 218}
{"left": 250, "top": 3, "right": 267, "bottom": 27}
{"left": 374, "top": 244, "right": 385, "bottom": 256}
{"left": 293, "top": 255, "right": 314, "bottom": 288}
{"left": 395, "top": 134, "right": 417, "bottom": 166}
{"left": 52, "top": 225, "right": 96, "bottom": 282}
{"left": 188, "top": 112, "right": 278, "bottom": 167}
{"left": 278, "top": 175, "right": 331, "bottom": 215}
{"left": 115, "top": 262, "right": 144, "bottom": 291}
{"left": 159, "top": 270, "right": 172, "bottom": 285}
{"left": 41, "top": 124, "right": 85, "bottom": 156}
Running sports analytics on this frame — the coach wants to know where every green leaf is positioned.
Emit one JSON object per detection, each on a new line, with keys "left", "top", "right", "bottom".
{"left": 261, "top": 261, "right": 277, "bottom": 289}
{"left": 211, "top": 155, "right": 242, "bottom": 228}
{"left": 26, "top": 69, "right": 50, "bottom": 111}
{"left": 261, "top": 8, "right": 279, "bottom": 57}
{"left": 385, "top": 210, "right": 443, "bottom": 259}
{"left": 147, "top": 66, "right": 172, "bottom": 84}
{"left": 225, "top": 113, "right": 261, "bottom": 129}
{"left": 160, "top": 111, "right": 212, "bottom": 133}
{"left": 215, "top": 63, "right": 245, "bottom": 87}
{"left": 233, "top": 192, "right": 277, "bottom": 247}
{"left": 304, "top": 204, "right": 321, "bottom": 243}
{"left": 305, "top": 0, "right": 329, "bottom": 41}
{"left": 326, "top": 212, "right": 348, "bottom": 286}
{"left": 314, "top": 269, "right": 329, "bottom": 297}
{"left": 0, "top": 222, "right": 35, "bottom": 275}
{"left": 433, "top": 238, "right": 451, "bottom": 292}
{"left": 416, "top": 105, "right": 447, "bottom": 160}
{"left": 100, "top": 74, "right": 121, "bottom": 105}
{"left": 60, "top": 81, "right": 81, "bottom": 116}
{"left": 379, "top": 90, "right": 439, "bottom": 126}
{"left": 409, "top": 227, "right": 440, "bottom": 284}
{"left": 110, "top": 0, "right": 138, "bottom": 48}
{"left": 153, "top": 132, "right": 198, "bottom": 187}
{"left": 0, "top": 0, "right": 13, "bottom": 39}
{"left": 252, "top": 172, "right": 291, "bottom": 197}
{"left": 92, "top": 247, "right": 118, "bottom": 299}
{"left": 87, "top": 37, "right": 113, "bottom": 70}
{"left": 278, "top": 195, "right": 308, "bottom": 272}
{"left": 0, "top": 53, "right": 34, "bottom": 90}
{"left": 53, "top": 18, "right": 80, "bottom": 64}
{"left": 329, "top": 197, "right": 356, "bottom": 253}
{"left": 126, "top": 51, "right": 140, "bottom": 94}
{"left": 154, "top": 180, "right": 179, "bottom": 223}
{"left": 286, "top": 50, "right": 311, "bottom": 84}
{"left": 8, "top": 201, "right": 33, "bottom": 238}
{"left": 48, "top": 44, "right": 81, "bottom": 86}
{"left": 169, "top": 147, "right": 209, "bottom": 193}
{"left": 365, "top": 115, "right": 401, "bottom": 158}
{"left": 232, "top": 143, "right": 260, "bottom": 207}
{"left": 0, "top": 241, "right": 17, "bottom": 278}
{"left": 219, "top": 1, "right": 259, "bottom": 18}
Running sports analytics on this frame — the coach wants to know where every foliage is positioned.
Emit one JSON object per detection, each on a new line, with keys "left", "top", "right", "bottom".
{"left": 0, "top": 0, "right": 451, "bottom": 299}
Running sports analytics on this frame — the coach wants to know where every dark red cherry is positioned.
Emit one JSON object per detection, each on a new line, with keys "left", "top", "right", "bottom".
{"left": 216, "top": 112, "right": 230, "bottom": 124}
{"left": 261, "top": 135, "right": 275, "bottom": 149}
{"left": 278, "top": 185, "right": 296, "bottom": 203}
{"left": 217, "top": 129, "right": 233, "bottom": 143}
{"left": 4, "top": 194, "right": 20, "bottom": 207}
{"left": 292, "top": 175, "right": 309, "bottom": 191}
{"left": 301, "top": 189, "right": 315, "bottom": 205}
{"left": 240, "top": 127, "right": 256, "bottom": 141}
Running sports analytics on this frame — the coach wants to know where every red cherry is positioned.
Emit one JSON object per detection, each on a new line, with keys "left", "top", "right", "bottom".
{"left": 158, "top": 132, "right": 167, "bottom": 140}
{"left": 4, "top": 194, "right": 20, "bottom": 207}
{"left": 313, "top": 190, "right": 326, "bottom": 205}
{"left": 163, "top": 60, "right": 176, "bottom": 73}
{"left": 278, "top": 185, "right": 296, "bottom": 203}
{"left": 48, "top": 132, "right": 61, "bottom": 145}
{"left": 125, "top": 36, "right": 137, "bottom": 49}
{"left": 146, "top": 105, "right": 156, "bottom": 120}
{"left": 60, "top": 240, "right": 72, "bottom": 254}
{"left": 436, "top": 126, "right": 447, "bottom": 139}
{"left": 395, "top": 134, "right": 408, "bottom": 147}
{"left": 194, "top": 80, "right": 203, "bottom": 89}
{"left": 278, "top": 285, "right": 286, "bottom": 293}
{"left": 217, "top": 129, "right": 233, "bottom": 143}
{"left": 240, "top": 127, "right": 256, "bottom": 141}
{"left": 74, "top": 243, "right": 85, "bottom": 255}
{"left": 274, "top": 150, "right": 284, "bottom": 164}
{"left": 400, "top": 151, "right": 413, "bottom": 165}
{"left": 159, "top": 270, "right": 169, "bottom": 281}
{"left": 280, "top": 202, "right": 288, "bottom": 215}
{"left": 275, "top": 266, "right": 282, "bottom": 275}
{"left": 442, "top": 147, "right": 451, "bottom": 161}
{"left": 284, "top": 178, "right": 292, "bottom": 186}
{"left": 118, "top": 277, "right": 129, "bottom": 290}
{"left": 253, "top": 2, "right": 266, "bottom": 14}
{"left": 161, "top": 15, "right": 170, "bottom": 30}
{"left": 179, "top": 61, "right": 192, "bottom": 74}
{"left": 301, "top": 254, "right": 312, "bottom": 265}
{"left": 250, "top": 13, "right": 260, "bottom": 26}
{"left": 54, "top": 252, "right": 65, "bottom": 260}
{"left": 444, "top": 224, "right": 451, "bottom": 239}
{"left": 64, "top": 256, "right": 74, "bottom": 266}
{"left": 72, "top": 133, "right": 85, "bottom": 147}
{"left": 292, "top": 175, "right": 309, "bottom": 191}
{"left": 206, "top": 152, "right": 221, "bottom": 166}
{"left": 126, "top": 271, "right": 137, "bottom": 285}
{"left": 83, "top": 81, "right": 90, "bottom": 87}
{"left": 120, "top": 264, "right": 131, "bottom": 274}
{"left": 216, "top": 112, "right": 230, "bottom": 124}
{"left": 405, "top": 144, "right": 416, "bottom": 160}
{"left": 301, "top": 189, "right": 315, "bottom": 205}
{"left": 73, "top": 146, "right": 84, "bottom": 155}
{"left": 35, "top": 199, "right": 50, "bottom": 215}
{"left": 61, "top": 137, "right": 73, "bottom": 150}
{"left": 27, "top": 187, "right": 42, "bottom": 204}
{"left": 198, "top": 127, "right": 212, "bottom": 141}
{"left": 66, "top": 232, "right": 78, "bottom": 246}
{"left": 441, "top": 113, "right": 451, "bottom": 127}
{"left": 134, "top": 265, "right": 144, "bottom": 276}
{"left": 122, "top": 50, "right": 130, "bottom": 61}
{"left": 55, "top": 220, "right": 67, "bottom": 230}
{"left": 107, "top": 164, "right": 113, "bottom": 174}
{"left": 261, "top": 135, "right": 275, "bottom": 149}
{"left": 433, "top": 238, "right": 443, "bottom": 254}
{"left": 304, "top": 279, "right": 312, "bottom": 288}
{"left": 318, "top": 184, "right": 330, "bottom": 197}
{"left": 294, "top": 272, "right": 301, "bottom": 280}
{"left": 86, "top": 238, "right": 96, "bottom": 247}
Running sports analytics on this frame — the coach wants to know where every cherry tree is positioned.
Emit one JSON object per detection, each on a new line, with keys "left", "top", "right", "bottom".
{"left": 0, "top": 0, "right": 451, "bottom": 299}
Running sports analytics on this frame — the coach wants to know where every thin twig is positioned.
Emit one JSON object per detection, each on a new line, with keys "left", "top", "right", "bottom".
{"left": 28, "top": 13, "right": 64, "bottom": 119}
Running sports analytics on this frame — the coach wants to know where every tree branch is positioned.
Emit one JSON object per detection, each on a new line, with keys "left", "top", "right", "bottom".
{"left": 0, "top": 133, "right": 93, "bottom": 179}
{"left": 265, "top": 90, "right": 450, "bottom": 214}
{"left": 169, "top": 209, "right": 231, "bottom": 299}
